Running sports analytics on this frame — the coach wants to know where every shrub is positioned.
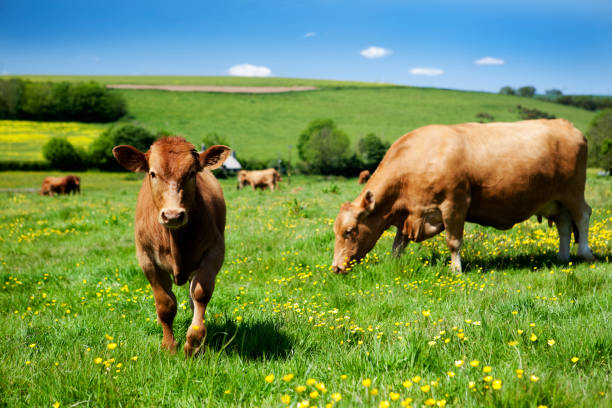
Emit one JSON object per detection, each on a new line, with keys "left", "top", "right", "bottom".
{"left": 42, "top": 137, "right": 84, "bottom": 170}
{"left": 298, "top": 119, "right": 352, "bottom": 175}
{"left": 475, "top": 112, "right": 495, "bottom": 123}
{"left": 201, "top": 132, "right": 230, "bottom": 150}
{"left": 516, "top": 105, "right": 555, "bottom": 120}
{"left": 0, "top": 78, "right": 25, "bottom": 118}
{"left": 499, "top": 86, "right": 516, "bottom": 95}
{"left": 358, "top": 133, "right": 388, "bottom": 171}
{"left": 545, "top": 89, "right": 563, "bottom": 97}
{"left": 517, "top": 86, "right": 536, "bottom": 98}
{"left": 587, "top": 108, "right": 612, "bottom": 173}
{"left": 88, "top": 124, "right": 155, "bottom": 170}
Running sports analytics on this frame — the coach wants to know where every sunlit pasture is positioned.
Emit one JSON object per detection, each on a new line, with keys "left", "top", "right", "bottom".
{"left": 0, "top": 171, "right": 610, "bottom": 407}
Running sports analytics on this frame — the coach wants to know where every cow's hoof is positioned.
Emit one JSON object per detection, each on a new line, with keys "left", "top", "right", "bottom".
{"left": 579, "top": 251, "right": 595, "bottom": 262}
{"left": 161, "top": 340, "right": 178, "bottom": 354}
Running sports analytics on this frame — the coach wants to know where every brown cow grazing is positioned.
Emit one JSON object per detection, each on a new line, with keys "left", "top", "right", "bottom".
{"left": 40, "top": 175, "right": 81, "bottom": 196}
{"left": 113, "top": 137, "right": 231, "bottom": 356}
{"left": 236, "top": 168, "right": 281, "bottom": 191}
{"left": 332, "top": 119, "right": 595, "bottom": 274}
{"left": 358, "top": 170, "right": 371, "bottom": 184}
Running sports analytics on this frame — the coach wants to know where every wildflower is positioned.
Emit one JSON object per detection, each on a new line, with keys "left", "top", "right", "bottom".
{"left": 379, "top": 401, "right": 390, "bottom": 408}
{"left": 315, "top": 382, "right": 326, "bottom": 392}
{"left": 424, "top": 398, "right": 436, "bottom": 406}
{"left": 421, "top": 384, "right": 431, "bottom": 392}
{"left": 470, "top": 360, "right": 480, "bottom": 367}
{"left": 401, "top": 398, "right": 413, "bottom": 407}
{"left": 297, "top": 400, "right": 310, "bottom": 408}
{"left": 224, "top": 390, "right": 231, "bottom": 394}
{"left": 107, "top": 343, "right": 117, "bottom": 350}
{"left": 447, "top": 371, "right": 455, "bottom": 378}
{"left": 516, "top": 369, "right": 524, "bottom": 379}
{"left": 390, "top": 392, "right": 400, "bottom": 400}
{"left": 492, "top": 379, "right": 502, "bottom": 390}
{"left": 370, "top": 388, "right": 379, "bottom": 396}
{"left": 105, "top": 334, "right": 113, "bottom": 340}
{"left": 362, "top": 378, "right": 372, "bottom": 387}
{"left": 468, "top": 381, "right": 476, "bottom": 389}
{"left": 571, "top": 357, "right": 579, "bottom": 363}
{"left": 508, "top": 340, "right": 519, "bottom": 346}
{"left": 454, "top": 360, "right": 464, "bottom": 367}
{"left": 309, "top": 390, "right": 319, "bottom": 399}
{"left": 437, "top": 400, "right": 447, "bottom": 407}
{"left": 402, "top": 380, "right": 413, "bottom": 388}
{"left": 530, "top": 333, "right": 538, "bottom": 342}
{"left": 537, "top": 406, "right": 547, "bottom": 408}
{"left": 53, "top": 403, "right": 60, "bottom": 408}
{"left": 517, "top": 329, "right": 524, "bottom": 335}
{"left": 29, "top": 343, "right": 36, "bottom": 348}
{"left": 340, "top": 374, "right": 347, "bottom": 380}
{"left": 412, "top": 375, "right": 422, "bottom": 383}
{"left": 547, "top": 339, "right": 555, "bottom": 346}
{"left": 131, "top": 356, "right": 138, "bottom": 361}
{"left": 483, "top": 366, "right": 492, "bottom": 373}
{"left": 331, "top": 393, "right": 342, "bottom": 402}
{"left": 483, "top": 375, "right": 493, "bottom": 383}
{"left": 265, "top": 374, "right": 275, "bottom": 383}
{"left": 422, "top": 310, "right": 431, "bottom": 317}
{"left": 94, "top": 357, "right": 103, "bottom": 364}
{"left": 306, "top": 378, "right": 316, "bottom": 386}
{"left": 530, "top": 375, "right": 540, "bottom": 382}
{"left": 295, "top": 385, "right": 307, "bottom": 393}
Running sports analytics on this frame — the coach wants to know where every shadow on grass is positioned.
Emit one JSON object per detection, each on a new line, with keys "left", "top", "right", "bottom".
{"left": 461, "top": 252, "right": 610, "bottom": 273}
{"left": 181, "top": 317, "right": 294, "bottom": 360}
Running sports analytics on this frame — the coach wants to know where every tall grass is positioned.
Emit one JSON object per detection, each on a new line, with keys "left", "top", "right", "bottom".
{"left": 0, "top": 171, "right": 610, "bottom": 407}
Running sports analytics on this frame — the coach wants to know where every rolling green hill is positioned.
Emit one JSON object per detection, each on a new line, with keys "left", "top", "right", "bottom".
{"left": 2, "top": 76, "right": 597, "bottom": 163}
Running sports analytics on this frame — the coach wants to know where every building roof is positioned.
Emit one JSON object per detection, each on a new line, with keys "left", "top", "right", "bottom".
{"left": 222, "top": 153, "right": 242, "bottom": 170}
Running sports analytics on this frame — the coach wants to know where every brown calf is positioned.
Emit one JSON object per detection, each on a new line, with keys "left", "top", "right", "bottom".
{"left": 358, "top": 170, "right": 371, "bottom": 184}
{"left": 40, "top": 175, "right": 80, "bottom": 196}
{"left": 113, "top": 137, "right": 231, "bottom": 356}
{"left": 237, "top": 168, "right": 281, "bottom": 191}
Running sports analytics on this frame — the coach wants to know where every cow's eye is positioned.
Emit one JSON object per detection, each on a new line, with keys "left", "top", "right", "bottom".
{"left": 150, "top": 171, "right": 156, "bottom": 179}
{"left": 343, "top": 228, "right": 354, "bottom": 238}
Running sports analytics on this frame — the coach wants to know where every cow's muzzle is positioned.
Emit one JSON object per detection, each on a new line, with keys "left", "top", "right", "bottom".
{"left": 332, "top": 265, "right": 347, "bottom": 274}
{"left": 159, "top": 208, "right": 187, "bottom": 228}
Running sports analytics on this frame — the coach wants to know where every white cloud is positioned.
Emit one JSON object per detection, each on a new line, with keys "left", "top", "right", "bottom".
{"left": 360, "top": 46, "right": 392, "bottom": 59}
{"left": 410, "top": 67, "right": 444, "bottom": 76}
{"left": 227, "top": 64, "right": 272, "bottom": 77}
{"left": 304, "top": 32, "right": 316, "bottom": 38}
{"left": 474, "top": 56, "right": 504, "bottom": 65}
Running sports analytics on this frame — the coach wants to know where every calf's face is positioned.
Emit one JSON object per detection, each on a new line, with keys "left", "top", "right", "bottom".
{"left": 113, "top": 140, "right": 230, "bottom": 229}
{"left": 332, "top": 190, "right": 378, "bottom": 274}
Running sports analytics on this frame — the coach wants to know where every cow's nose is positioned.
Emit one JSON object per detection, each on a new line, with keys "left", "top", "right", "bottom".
{"left": 160, "top": 208, "right": 187, "bottom": 226}
{"left": 332, "top": 265, "right": 344, "bottom": 274}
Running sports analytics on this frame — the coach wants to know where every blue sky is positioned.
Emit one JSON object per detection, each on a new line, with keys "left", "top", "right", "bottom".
{"left": 1, "top": 0, "right": 611, "bottom": 94}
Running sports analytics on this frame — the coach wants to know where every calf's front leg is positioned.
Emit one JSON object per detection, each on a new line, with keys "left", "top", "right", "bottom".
{"left": 144, "top": 264, "right": 178, "bottom": 353}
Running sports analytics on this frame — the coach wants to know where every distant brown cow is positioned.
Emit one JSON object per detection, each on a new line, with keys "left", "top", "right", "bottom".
{"left": 40, "top": 175, "right": 80, "bottom": 196}
{"left": 358, "top": 170, "right": 371, "bottom": 184}
{"left": 113, "top": 137, "right": 231, "bottom": 356}
{"left": 332, "top": 119, "right": 595, "bottom": 274}
{"left": 237, "top": 168, "right": 281, "bottom": 191}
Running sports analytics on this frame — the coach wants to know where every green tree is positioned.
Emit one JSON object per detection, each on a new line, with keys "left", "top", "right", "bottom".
{"left": 499, "top": 86, "right": 516, "bottom": 95}
{"left": 587, "top": 108, "right": 612, "bottom": 173}
{"left": 518, "top": 86, "right": 536, "bottom": 97}
{"left": 89, "top": 124, "right": 156, "bottom": 170}
{"left": 299, "top": 119, "right": 351, "bottom": 174}
{"left": 0, "top": 78, "right": 25, "bottom": 118}
{"left": 42, "top": 137, "right": 84, "bottom": 170}
{"left": 358, "top": 133, "right": 388, "bottom": 171}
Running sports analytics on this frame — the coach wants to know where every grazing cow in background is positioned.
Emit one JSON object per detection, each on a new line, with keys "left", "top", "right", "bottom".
{"left": 237, "top": 168, "right": 281, "bottom": 191}
{"left": 358, "top": 170, "right": 371, "bottom": 184}
{"left": 113, "top": 137, "right": 231, "bottom": 356}
{"left": 332, "top": 119, "right": 595, "bottom": 274}
{"left": 40, "top": 175, "right": 81, "bottom": 196}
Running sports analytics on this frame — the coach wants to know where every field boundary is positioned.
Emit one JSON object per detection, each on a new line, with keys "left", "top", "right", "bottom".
{"left": 106, "top": 84, "right": 318, "bottom": 93}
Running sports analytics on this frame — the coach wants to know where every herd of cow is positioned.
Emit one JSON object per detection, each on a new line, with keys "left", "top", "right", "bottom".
{"left": 44, "top": 118, "right": 598, "bottom": 355}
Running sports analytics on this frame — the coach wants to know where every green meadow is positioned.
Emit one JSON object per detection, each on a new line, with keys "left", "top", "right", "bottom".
{"left": 0, "top": 171, "right": 610, "bottom": 407}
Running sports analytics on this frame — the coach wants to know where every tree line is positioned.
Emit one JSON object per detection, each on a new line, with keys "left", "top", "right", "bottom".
{"left": 499, "top": 85, "right": 612, "bottom": 112}
{"left": 0, "top": 78, "right": 126, "bottom": 122}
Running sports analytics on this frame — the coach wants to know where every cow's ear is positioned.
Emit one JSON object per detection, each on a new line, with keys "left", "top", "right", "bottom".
{"left": 113, "top": 145, "right": 148, "bottom": 172}
{"left": 360, "top": 190, "right": 376, "bottom": 215}
{"left": 199, "top": 145, "right": 231, "bottom": 170}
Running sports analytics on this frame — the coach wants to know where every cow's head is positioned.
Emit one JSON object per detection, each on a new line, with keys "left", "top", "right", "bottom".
{"left": 332, "top": 190, "right": 379, "bottom": 274}
{"left": 113, "top": 137, "right": 230, "bottom": 229}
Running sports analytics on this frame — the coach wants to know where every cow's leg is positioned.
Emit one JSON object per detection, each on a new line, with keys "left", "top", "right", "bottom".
{"left": 562, "top": 199, "right": 595, "bottom": 261}
{"left": 184, "top": 240, "right": 224, "bottom": 356}
{"left": 441, "top": 201, "right": 468, "bottom": 273}
{"left": 555, "top": 207, "right": 572, "bottom": 262}
{"left": 392, "top": 228, "right": 408, "bottom": 257}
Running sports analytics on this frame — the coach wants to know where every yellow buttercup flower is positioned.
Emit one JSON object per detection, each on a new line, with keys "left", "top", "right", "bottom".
{"left": 107, "top": 343, "right": 117, "bottom": 350}
{"left": 379, "top": 401, "right": 390, "bottom": 408}
{"left": 420, "top": 384, "right": 431, "bottom": 392}
{"left": 264, "top": 374, "right": 275, "bottom": 383}
{"left": 403, "top": 380, "right": 413, "bottom": 388}
{"left": 492, "top": 379, "right": 502, "bottom": 390}
{"left": 282, "top": 373, "right": 294, "bottom": 382}
{"left": 306, "top": 378, "right": 316, "bottom": 386}
{"left": 470, "top": 360, "right": 479, "bottom": 367}
{"left": 483, "top": 366, "right": 492, "bottom": 373}
{"left": 530, "top": 333, "right": 538, "bottom": 342}
{"left": 390, "top": 392, "right": 400, "bottom": 401}
{"left": 362, "top": 378, "right": 372, "bottom": 387}
{"left": 401, "top": 398, "right": 413, "bottom": 407}
{"left": 295, "top": 385, "right": 307, "bottom": 392}
{"left": 331, "top": 393, "right": 342, "bottom": 402}
{"left": 571, "top": 357, "right": 579, "bottom": 363}
{"left": 280, "top": 395, "right": 291, "bottom": 404}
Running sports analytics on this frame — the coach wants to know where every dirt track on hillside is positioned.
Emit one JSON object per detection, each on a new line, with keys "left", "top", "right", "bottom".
{"left": 106, "top": 84, "right": 318, "bottom": 93}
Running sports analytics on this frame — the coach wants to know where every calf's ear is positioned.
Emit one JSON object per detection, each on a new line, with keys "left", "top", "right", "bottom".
{"left": 113, "top": 145, "right": 148, "bottom": 172}
{"left": 199, "top": 145, "right": 231, "bottom": 170}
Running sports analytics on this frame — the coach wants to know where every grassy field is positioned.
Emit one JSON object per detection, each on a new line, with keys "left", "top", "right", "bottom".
{"left": 0, "top": 76, "right": 597, "bottom": 163}
{"left": 0, "top": 171, "right": 610, "bottom": 407}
